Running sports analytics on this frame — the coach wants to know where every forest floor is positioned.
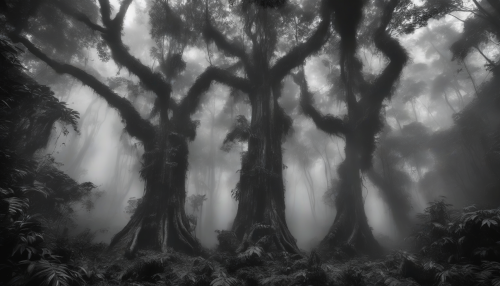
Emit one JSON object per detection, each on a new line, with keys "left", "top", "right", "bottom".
{"left": 76, "top": 244, "right": 426, "bottom": 286}
{"left": 69, "top": 202, "right": 500, "bottom": 286}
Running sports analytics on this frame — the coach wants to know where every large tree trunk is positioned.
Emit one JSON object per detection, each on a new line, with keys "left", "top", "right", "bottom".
{"left": 320, "top": 133, "right": 380, "bottom": 256}
{"left": 109, "top": 105, "right": 199, "bottom": 257}
{"left": 231, "top": 83, "right": 299, "bottom": 254}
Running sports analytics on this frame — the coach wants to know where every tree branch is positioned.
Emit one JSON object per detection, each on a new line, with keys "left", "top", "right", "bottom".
{"left": 171, "top": 66, "right": 251, "bottom": 139}
{"left": 270, "top": 4, "right": 331, "bottom": 83}
{"left": 221, "top": 115, "right": 250, "bottom": 152}
{"left": 95, "top": 1, "right": 172, "bottom": 101}
{"left": 292, "top": 69, "right": 346, "bottom": 136}
{"left": 175, "top": 66, "right": 252, "bottom": 119}
{"left": 472, "top": 0, "right": 500, "bottom": 32}
{"left": 97, "top": 0, "right": 112, "bottom": 26}
{"left": 57, "top": 0, "right": 171, "bottom": 101}
{"left": 204, "top": 20, "right": 254, "bottom": 78}
{"left": 11, "top": 34, "right": 155, "bottom": 144}
{"left": 359, "top": 0, "right": 408, "bottom": 111}
{"left": 357, "top": 0, "right": 408, "bottom": 171}
{"left": 113, "top": 0, "right": 133, "bottom": 27}
{"left": 474, "top": 45, "right": 496, "bottom": 66}
{"left": 53, "top": 0, "right": 106, "bottom": 33}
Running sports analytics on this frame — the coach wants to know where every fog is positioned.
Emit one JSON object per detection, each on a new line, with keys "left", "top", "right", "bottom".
{"left": 4, "top": 0, "right": 500, "bottom": 284}
{"left": 33, "top": 0, "right": 493, "bottom": 251}
{"left": 3, "top": 0, "right": 498, "bottom": 262}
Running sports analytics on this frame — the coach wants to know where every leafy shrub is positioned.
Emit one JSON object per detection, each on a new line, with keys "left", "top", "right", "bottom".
{"left": 0, "top": 185, "right": 83, "bottom": 286}
{"left": 49, "top": 228, "right": 107, "bottom": 263}
{"left": 192, "top": 257, "right": 215, "bottom": 277}
{"left": 215, "top": 230, "right": 239, "bottom": 253}
{"left": 259, "top": 274, "right": 293, "bottom": 286}
{"left": 79, "top": 266, "right": 105, "bottom": 284}
{"left": 210, "top": 271, "right": 239, "bottom": 286}
{"left": 0, "top": 35, "right": 102, "bottom": 286}
{"left": 121, "top": 257, "right": 166, "bottom": 282}
{"left": 238, "top": 245, "right": 264, "bottom": 261}
{"left": 12, "top": 259, "right": 84, "bottom": 286}
{"left": 405, "top": 199, "right": 500, "bottom": 285}
{"left": 410, "top": 200, "right": 500, "bottom": 262}
{"left": 476, "top": 261, "right": 500, "bottom": 286}
{"left": 338, "top": 266, "right": 364, "bottom": 286}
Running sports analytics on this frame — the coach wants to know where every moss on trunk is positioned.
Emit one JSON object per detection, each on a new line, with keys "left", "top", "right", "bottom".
{"left": 232, "top": 84, "right": 299, "bottom": 254}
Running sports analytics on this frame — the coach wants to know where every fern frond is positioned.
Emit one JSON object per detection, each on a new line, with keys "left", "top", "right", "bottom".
{"left": 211, "top": 271, "right": 238, "bottom": 286}
{"left": 238, "top": 245, "right": 263, "bottom": 260}
{"left": 23, "top": 259, "right": 83, "bottom": 286}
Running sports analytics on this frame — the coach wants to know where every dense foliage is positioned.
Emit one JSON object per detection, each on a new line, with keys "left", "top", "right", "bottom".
{"left": 0, "top": 35, "right": 103, "bottom": 286}
{"left": 1, "top": 0, "right": 500, "bottom": 284}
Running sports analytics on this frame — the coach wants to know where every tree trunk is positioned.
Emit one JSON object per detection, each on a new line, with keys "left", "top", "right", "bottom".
{"left": 231, "top": 83, "right": 299, "bottom": 254}
{"left": 109, "top": 105, "right": 199, "bottom": 257}
{"left": 319, "top": 133, "right": 380, "bottom": 256}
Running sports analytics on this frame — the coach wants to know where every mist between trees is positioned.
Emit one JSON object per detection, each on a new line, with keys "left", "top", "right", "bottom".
{"left": 1, "top": 0, "right": 500, "bottom": 285}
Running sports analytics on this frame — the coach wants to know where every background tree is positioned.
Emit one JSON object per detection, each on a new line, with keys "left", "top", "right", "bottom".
{"left": 393, "top": 0, "right": 500, "bottom": 208}
{"left": 294, "top": 0, "right": 408, "bottom": 255}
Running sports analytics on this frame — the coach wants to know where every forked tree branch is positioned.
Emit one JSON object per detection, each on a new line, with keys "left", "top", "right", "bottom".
{"left": 97, "top": 0, "right": 172, "bottom": 101}
{"left": 221, "top": 115, "right": 250, "bottom": 152}
{"left": 359, "top": 0, "right": 408, "bottom": 111}
{"left": 357, "top": 0, "right": 408, "bottom": 170}
{"left": 204, "top": 20, "right": 254, "bottom": 79}
{"left": 472, "top": 0, "right": 500, "bottom": 32}
{"left": 292, "top": 69, "right": 346, "bottom": 136}
{"left": 56, "top": 0, "right": 173, "bottom": 101}
{"left": 175, "top": 66, "right": 252, "bottom": 120}
{"left": 270, "top": 3, "right": 331, "bottom": 83}
{"left": 11, "top": 34, "right": 156, "bottom": 144}
{"left": 113, "top": 0, "right": 133, "bottom": 27}
{"left": 97, "top": 0, "right": 112, "bottom": 26}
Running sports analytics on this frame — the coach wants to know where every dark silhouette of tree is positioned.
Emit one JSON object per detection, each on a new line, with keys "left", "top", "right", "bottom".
{"left": 293, "top": 0, "right": 408, "bottom": 255}
{"left": 2, "top": 0, "right": 250, "bottom": 256}
{"left": 209, "top": 0, "right": 331, "bottom": 253}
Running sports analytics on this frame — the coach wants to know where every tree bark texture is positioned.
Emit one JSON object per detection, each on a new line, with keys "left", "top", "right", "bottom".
{"left": 208, "top": 2, "right": 330, "bottom": 253}
{"left": 231, "top": 82, "right": 300, "bottom": 254}
{"left": 295, "top": 0, "right": 407, "bottom": 256}
{"left": 109, "top": 103, "right": 200, "bottom": 256}
{"left": 319, "top": 133, "right": 380, "bottom": 255}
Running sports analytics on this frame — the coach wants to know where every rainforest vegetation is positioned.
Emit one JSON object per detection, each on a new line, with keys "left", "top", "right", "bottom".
{"left": 1, "top": 0, "right": 500, "bottom": 285}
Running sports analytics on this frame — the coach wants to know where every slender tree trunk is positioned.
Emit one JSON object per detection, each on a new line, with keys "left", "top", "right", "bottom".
{"left": 231, "top": 83, "right": 299, "bottom": 254}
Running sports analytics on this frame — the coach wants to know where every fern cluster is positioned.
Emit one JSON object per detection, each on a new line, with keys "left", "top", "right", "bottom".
{"left": 0, "top": 35, "right": 96, "bottom": 286}
{"left": 401, "top": 199, "right": 500, "bottom": 285}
